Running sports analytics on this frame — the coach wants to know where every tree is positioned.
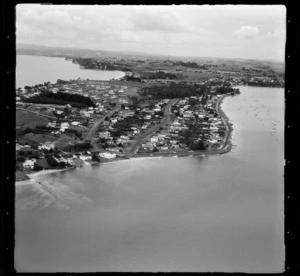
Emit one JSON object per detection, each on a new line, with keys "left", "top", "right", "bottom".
{"left": 33, "top": 162, "right": 43, "bottom": 171}
{"left": 190, "top": 140, "right": 206, "bottom": 150}
{"left": 92, "top": 154, "right": 100, "bottom": 162}
{"left": 16, "top": 156, "right": 26, "bottom": 162}
{"left": 30, "top": 151, "right": 40, "bottom": 159}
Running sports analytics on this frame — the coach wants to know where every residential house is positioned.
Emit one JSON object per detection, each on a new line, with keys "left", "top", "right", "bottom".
{"left": 23, "top": 158, "right": 36, "bottom": 169}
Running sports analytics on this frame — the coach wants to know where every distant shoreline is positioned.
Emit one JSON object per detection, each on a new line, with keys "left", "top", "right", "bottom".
{"left": 16, "top": 54, "right": 126, "bottom": 84}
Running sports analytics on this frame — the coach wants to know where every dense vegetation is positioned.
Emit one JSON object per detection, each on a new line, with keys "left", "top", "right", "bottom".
{"left": 242, "top": 78, "right": 284, "bottom": 87}
{"left": 172, "top": 61, "right": 208, "bottom": 70}
{"left": 70, "top": 141, "right": 92, "bottom": 151}
{"left": 178, "top": 127, "right": 207, "bottom": 150}
{"left": 146, "top": 71, "right": 177, "bottom": 80}
{"left": 22, "top": 91, "right": 96, "bottom": 108}
{"left": 72, "top": 58, "right": 132, "bottom": 71}
{"left": 124, "top": 76, "right": 142, "bottom": 82}
{"left": 142, "top": 82, "right": 205, "bottom": 99}
{"left": 110, "top": 115, "right": 144, "bottom": 137}
{"left": 216, "top": 86, "right": 238, "bottom": 94}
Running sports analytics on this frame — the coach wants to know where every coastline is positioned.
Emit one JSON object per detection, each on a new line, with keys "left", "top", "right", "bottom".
{"left": 16, "top": 93, "right": 235, "bottom": 184}
{"left": 16, "top": 168, "right": 71, "bottom": 186}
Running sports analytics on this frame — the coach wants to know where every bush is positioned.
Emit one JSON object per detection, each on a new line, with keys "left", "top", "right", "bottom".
{"left": 16, "top": 156, "right": 26, "bottom": 162}
{"left": 190, "top": 140, "right": 206, "bottom": 150}
{"left": 92, "top": 154, "right": 100, "bottom": 162}
{"left": 72, "top": 141, "right": 91, "bottom": 151}
{"left": 33, "top": 162, "right": 43, "bottom": 171}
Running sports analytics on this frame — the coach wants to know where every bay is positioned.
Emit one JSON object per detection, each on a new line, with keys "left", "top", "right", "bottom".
{"left": 16, "top": 54, "right": 125, "bottom": 88}
{"left": 15, "top": 86, "right": 285, "bottom": 272}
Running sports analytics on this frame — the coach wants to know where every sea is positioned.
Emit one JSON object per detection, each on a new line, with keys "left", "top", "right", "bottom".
{"left": 15, "top": 55, "right": 285, "bottom": 272}
{"left": 16, "top": 54, "right": 125, "bottom": 88}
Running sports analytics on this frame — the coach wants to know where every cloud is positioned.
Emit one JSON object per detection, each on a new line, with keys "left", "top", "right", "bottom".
{"left": 266, "top": 28, "right": 285, "bottom": 38}
{"left": 232, "top": 26, "right": 260, "bottom": 39}
{"left": 16, "top": 5, "right": 286, "bottom": 61}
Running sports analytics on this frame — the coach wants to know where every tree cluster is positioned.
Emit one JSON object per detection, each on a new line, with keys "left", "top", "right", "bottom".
{"left": 71, "top": 141, "right": 92, "bottom": 151}
{"left": 147, "top": 71, "right": 177, "bottom": 80}
{"left": 73, "top": 58, "right": 132, "bottom": 72}
{"left": 22, "top": 91, "right": 95, "bottom": 108}
{"left": 142, "top": 82, "right": 204, "bottom": 99}
{"left": 110, "top": 115, "right": 144, "bottom": 137}
{"left": 172, "top": 61, "right": 208, "bottom": 69}
{"left": 125, "top": 76, "right": 141, "bottom": 82}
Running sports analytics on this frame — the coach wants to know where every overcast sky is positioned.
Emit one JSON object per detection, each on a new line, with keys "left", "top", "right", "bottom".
{"left": 16, "top": 5, "right": 286, "bottom": 61}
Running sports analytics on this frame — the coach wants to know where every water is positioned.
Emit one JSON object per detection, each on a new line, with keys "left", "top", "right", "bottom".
{"left": 16, "top": 55, "right": 125, "bottom": 88}
{"left": 15, "top": 86, "right": 285, "bottom": 272}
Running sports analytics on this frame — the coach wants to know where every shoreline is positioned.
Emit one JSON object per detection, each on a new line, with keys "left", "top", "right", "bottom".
{"left": 16, "top": 93, "right": 235, "bottom": 183}
{"left": 17, "top": 53, "right": 126, "bottom": 87}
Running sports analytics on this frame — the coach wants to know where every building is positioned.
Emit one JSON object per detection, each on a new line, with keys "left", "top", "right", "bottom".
{"left": 23, "top": 159, "right": 36, "bottom": 169}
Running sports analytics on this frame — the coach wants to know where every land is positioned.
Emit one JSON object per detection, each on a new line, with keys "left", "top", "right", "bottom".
{"left": 15, "top": 44, "right": 284, "bottom": 180}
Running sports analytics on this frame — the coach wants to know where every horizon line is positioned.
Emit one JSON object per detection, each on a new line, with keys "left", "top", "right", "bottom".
{"left": 16, "top": 42, "right": 285, "bottom": 63}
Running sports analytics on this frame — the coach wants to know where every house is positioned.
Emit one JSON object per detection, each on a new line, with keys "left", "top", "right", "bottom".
{"left": 80, "top": 111, "right": 91, "bottom": 118}
{"left": 16, "top": 143, "right": 22, "bottom": 151}
{"left": 23, "top": 159, "right": 36, "bottom": 169}
{"left": 150, "top": 137, "right": 158, "bottom": 143}
{"left": 60, "top": 122, "right": 70, "bottom": 130}
{"left": 99, "top": 152, "right": 116, "bottom": 159}
{"left": 120, "top": 135, "right": 129, "bottom": 140}
{"left": 79, "top": 155, "right": 92, "bottom": 161}
{"left": 38, "top": 142, "right": 55, "bottom": 151}
{"left": 99, "top": 131, "right": 111, "bottom": 138}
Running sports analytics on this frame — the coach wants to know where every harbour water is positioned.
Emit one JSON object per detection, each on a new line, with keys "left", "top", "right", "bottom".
{"left": 15, "top": 86, "right": 285, "bottom": 272}
{"left": 16, "top": 54, "right": 125, "bottom": 88}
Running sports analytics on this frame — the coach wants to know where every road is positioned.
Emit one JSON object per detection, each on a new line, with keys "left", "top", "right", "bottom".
{"left": 130, "top": 93, "right": 234, "bottom": 158}
{"left": 125, "top": 98, "right": 179, "bottom": 155}
{"left": 84, "top": 108, "right": 118, "bottom": 141}
{"left": 84, "top": 108, "right": 118, "bottom": 151}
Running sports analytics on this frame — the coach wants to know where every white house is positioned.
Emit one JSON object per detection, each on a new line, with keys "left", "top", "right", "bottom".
{"left": 23, "top": 159, "right": 37, "bottom": 169}
{"left": 60, "top": 122, "right": 70, "bottom": 130}
{"left": 99, "top": 152, "right": 116, "bottom": 159}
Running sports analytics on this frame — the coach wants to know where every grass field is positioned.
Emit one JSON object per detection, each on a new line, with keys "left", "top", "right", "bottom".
{"left": 15, "top": 171, "right": 30, "bottom": 181}
{"left": 54, "top": 134, "right": 78, "bottom": 151}
{"left": 16, "top": 110, "right": 51, "bottom": 129}
{"left": 22, "top": 133, "right": 57, "bottom": 143}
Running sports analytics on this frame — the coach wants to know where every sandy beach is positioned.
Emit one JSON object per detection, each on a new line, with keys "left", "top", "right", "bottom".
{"left": 16, "top": 168, "right": 71, "bottom": 186}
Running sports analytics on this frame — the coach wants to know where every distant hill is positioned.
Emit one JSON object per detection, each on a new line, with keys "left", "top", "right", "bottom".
{"left": 16, "top": 43, "right": 168, "bottom": 59}
{"left": 16, "top": 43, "right": 284, "bottom": 73}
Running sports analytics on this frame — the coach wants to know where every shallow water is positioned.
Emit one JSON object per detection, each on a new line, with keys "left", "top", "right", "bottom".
{"left": 15, "top": 86, "right": 284, "bottom": 272}
{"left": 16, "top": 55, "right": 125, "bottom": 88}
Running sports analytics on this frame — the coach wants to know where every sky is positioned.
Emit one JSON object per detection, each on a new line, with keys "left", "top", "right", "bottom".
{"left": 16, "top": 5, "right": 286, "bottom": 61}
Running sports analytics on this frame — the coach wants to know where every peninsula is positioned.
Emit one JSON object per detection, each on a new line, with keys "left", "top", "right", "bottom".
{"left": 15, "top": 47, "right": 284, "bottom": 181}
